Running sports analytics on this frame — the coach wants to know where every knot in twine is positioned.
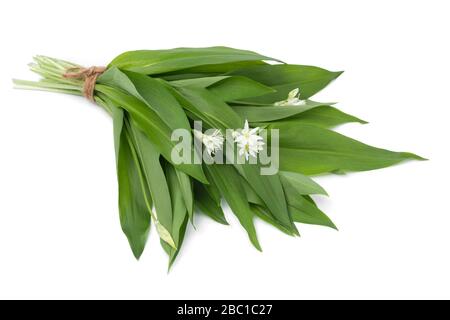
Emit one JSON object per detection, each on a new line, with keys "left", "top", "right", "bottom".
{"left": 63, "top": 66, "right": 106, "bottom": 102}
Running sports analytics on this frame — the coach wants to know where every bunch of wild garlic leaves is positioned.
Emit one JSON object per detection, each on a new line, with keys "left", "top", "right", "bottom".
{"left": 14, "top": 47, "right": 423, "bottom": 267}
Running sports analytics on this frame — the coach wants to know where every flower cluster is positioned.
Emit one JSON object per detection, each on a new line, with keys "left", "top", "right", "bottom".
{"left": 274, "top": 88, "right": 306, "bottom": 106}
{"left": 194, "top": 129, "right": 224, "bottom": 156}
{"left": 233, "top": 120, "right": 265, "bottom": 160}
{"left": 195, "top": 120, "right": 264, "bottom": 160}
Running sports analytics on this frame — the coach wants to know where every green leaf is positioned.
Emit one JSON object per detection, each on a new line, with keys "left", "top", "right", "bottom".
{"left": 162, "top": 60, "right": 269, "bottom": 77}
{"left": 206, "top": 164, "right": 261, "bottom": 250}
{"left": 172, "top": 75, "right": 275, "bottom": 102}
{"left": 240, "top": 177, "right": 264, "bottom": 206}
{"left": 159, "top": 61, "right": 268, "bottom": 81}
{"left": 273, "top": 105, "right": 367, "bottom": 128}
{"left": 96, "top": 84, "right": 208, "bottom": 183}
{"left": 229, "top": 64, "right": 343, "bottom": 103}
{"left": 283, "top": 181, "right": 336, "bottom": 229}
{"left": 238, "top": 173, "right": 299, "bottom": 236}
{"left": 171, "top": 76, "right": 229, "bottom": 88}
{"left": 108, "top": 46, "right": 277, "bottom": 75}
{"left": 247, "top": 177, "right": 335, "bottom": 230}
{"left": 207, "top": 76, "right": 275, "bottom": 102}
{"left": 233, "top": 100, "right": 329, "bottom": 122}
{"left": 111, "top": 106, "right": 151, "bottom": 259}
{"left": 270, "top": 122, "right": 425, "bottom": 175}
{"left": 302, "top": 195, "right": 316, "bottom": 204}
{"left": 273, "top": 177, "right": 336, "bottom": 229}
{"left": 251, "top": 205, "right": 296, "bottom": 236}
{"left": 239, "top": 164, "right": 295, "bottom": 233}
{"left": 161, "top": 164, "right": 190, "bottom": 268}
{"left": 156, "top": 221, "right": 177, "bottom": 249}
{"left": 202, "top": 169, "right": 222, "bottom": 205}
{"left": 175, "top": 85, "right": 243, "bottom": 129}
{"left": 128, "top": 121, "right": 176, "bottom": 249}
{"left": 289, "top": 199, "right": 337, "bottom": 230}
{"left": 279, "top": 171, "right": 328, "bottom": 196}
{"left": 100, "top": 68, "right": 192, "bottom": 132}
{"left": 175, "top": 169, "right": 194, "bottom": 222}
{"left": 194, "top": 182, "right": 228, "bottom": 225}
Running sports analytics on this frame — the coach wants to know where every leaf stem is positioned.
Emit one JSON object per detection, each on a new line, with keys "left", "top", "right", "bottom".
{"left": 13, "top": 79, "right": 82, "bottom": 96}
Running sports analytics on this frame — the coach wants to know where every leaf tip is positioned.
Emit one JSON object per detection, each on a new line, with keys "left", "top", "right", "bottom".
{"left": 329, "top": 222, "right": 339, "bottom": 231}
{"left": 251, "top": 237, "right": 263, "bottom": 252}
{"left": 321, "top": 190, "right": 330, "bottom": 197}
{"left": 167, "top": 259, "right": 176, "bottom": 273}
{"left": 131, "top": 247, "right": 144, "bottom": 261}
{"left": 401, "top": 152, "right": 428, "bottom": 161}
{"left": 334, "top": 70, "right": 345, "bottom": 78}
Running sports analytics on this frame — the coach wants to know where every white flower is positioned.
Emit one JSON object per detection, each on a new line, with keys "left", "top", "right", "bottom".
{"left": 233, "top": 120, "right": 265, "bottom": 160}
{"left": 274, "top": 88, "right": 306, "bottom": 106}
{"left": 194, "top": 129, "right": 224, "bottom": 156}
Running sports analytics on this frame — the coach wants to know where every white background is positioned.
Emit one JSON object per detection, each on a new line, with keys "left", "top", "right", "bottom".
{"left": 0, "top": 0, "right": 449, "bottom": 300}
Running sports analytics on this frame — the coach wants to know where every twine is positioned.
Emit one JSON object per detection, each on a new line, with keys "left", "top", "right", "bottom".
{"left": 63, "top": 66, "right": 106, "bottom": 102}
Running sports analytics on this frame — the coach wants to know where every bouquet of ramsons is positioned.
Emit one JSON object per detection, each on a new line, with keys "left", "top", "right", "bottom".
{"left": 14, "top": 47, "right": 423, "bottom": 268}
